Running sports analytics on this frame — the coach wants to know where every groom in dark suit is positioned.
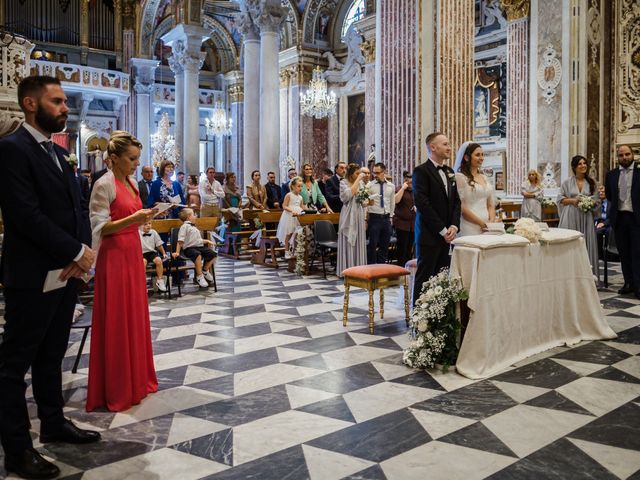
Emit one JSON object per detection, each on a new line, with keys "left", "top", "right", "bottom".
{"left": 413, "top": 132, "right": 461, "bottom": 304}
{"left": 0, "top": 76, "right": 100, "bottom": 479}
{"left": 605, "top": 144, "right": 640, "bottom": 299}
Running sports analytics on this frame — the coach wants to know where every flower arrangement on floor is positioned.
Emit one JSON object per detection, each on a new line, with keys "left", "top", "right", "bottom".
{"left": 355, "top": 185, "right": 372, "bottom": 205}
{"left": 577, "top": 195, "right": 597, "bottom": 213}
{"left": 513, "top": 217, "right": 543, "bottom": 244}
{"left": 294, "top": 227, "right": 307, "bottom": 275}
{"left": 253, "top": 217, "right": 263, "bottom": 229}
{"left": 540, "top": 197, "right": 556, "bottom": 208}
{"left": 402, "top": 269, "right": 468, "bottom": 371}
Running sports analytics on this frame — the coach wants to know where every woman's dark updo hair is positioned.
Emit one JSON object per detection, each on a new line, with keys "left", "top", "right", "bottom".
{"left": 458, "top": 142, "right": 482, "bottom": 189}
{"left": 571, "top": 155, "right": 596, "bottom": 194}
{"left": 346, "top": 163, "right": 360, "bottom": 183}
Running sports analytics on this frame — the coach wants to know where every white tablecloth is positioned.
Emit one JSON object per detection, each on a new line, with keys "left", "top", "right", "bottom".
{"left": 450, "top": 237, "right": 616, "bottom": 379}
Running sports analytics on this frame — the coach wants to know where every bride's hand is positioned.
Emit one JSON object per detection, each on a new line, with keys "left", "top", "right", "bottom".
{"left": 481, "top": 223, "right": 488, "bottom": 232}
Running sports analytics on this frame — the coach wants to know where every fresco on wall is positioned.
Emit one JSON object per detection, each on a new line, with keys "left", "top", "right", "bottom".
{"left": 213, "top": 14, "right": 242, "bottom": 47}
{"left": 347, "top": 94, "right": 366, "bottom": 166}
{"left": 296, "top": 0, "right": 308, "bottom": 13}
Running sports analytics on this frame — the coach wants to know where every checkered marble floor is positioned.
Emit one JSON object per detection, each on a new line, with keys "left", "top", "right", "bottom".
{"left": 1, "top": 259, "right": 640, "bottom": 479}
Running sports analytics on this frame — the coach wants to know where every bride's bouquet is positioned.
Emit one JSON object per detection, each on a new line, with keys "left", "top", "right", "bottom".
{"left": 513, "top": 217, "right": 543, "bottom": 244}
{"left": 355, "top": 185, "right": 372, "bottom": 205}
{"left": 577, "top": 195, "right": 597, "bottom": 213}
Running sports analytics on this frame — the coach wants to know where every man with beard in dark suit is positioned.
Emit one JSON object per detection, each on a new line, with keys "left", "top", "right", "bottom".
{"left": 0, "top": 76, "right": 101, "bottom": 479}
{"left": 412, "top": 132, "right": 461, "bottom": 304}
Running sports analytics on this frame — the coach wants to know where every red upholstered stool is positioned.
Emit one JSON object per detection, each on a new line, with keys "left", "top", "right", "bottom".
{"left": 342, "top": 264, "right": 411, "bottom": 334}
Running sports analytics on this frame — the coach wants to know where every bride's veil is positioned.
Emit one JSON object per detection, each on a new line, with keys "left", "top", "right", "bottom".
{"left": 453, "top": 141, "right": 472, "bottom": 173}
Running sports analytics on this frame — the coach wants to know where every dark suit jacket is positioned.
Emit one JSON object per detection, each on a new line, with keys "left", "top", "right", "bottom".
{"left": 325, "top": 174, "right": 343, "bottom": 212}
{"left": 90, "top": 167, "right": 108, "bottom": 199}
{"left": 604, "top": 165, "right": 640, "bottom": 228}
{"left": 281, "top": 181, "right": 290, "bottom": 199}
{"left": 0, "top": 126, "right": 83, "bottom": 288}
{"left": 138, "top": 179, "right": 151, "bottom": 208}
{"left": 413, "top": 160, "right": 461, "bottom": 246}
{"left": 265, "top": 182, "right": 282, "bottom": 208}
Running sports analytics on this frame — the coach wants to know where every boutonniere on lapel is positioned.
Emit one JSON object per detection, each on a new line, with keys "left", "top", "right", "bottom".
{"left": 63, "top": 153, "right": 78, "bottom": 165}
{"left": 635, "top": 163, "right": 640, "bottom": 169}
{"left": 447, "top": 171, "right": 456, "bottom": 186}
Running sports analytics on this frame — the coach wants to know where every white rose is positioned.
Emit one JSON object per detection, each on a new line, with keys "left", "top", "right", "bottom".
{"left": 416, "top": 336, "right": 425, "bottom": 347}
{"left": 417, "top": 320, "right": 428, "bottom": 332}
{"left": 434, "top": 286, "right": 443, "bottom": 296}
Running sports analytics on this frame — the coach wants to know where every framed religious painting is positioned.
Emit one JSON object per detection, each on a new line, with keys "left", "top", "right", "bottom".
{"left": 347, "top": 93, "right": 366, "bottom": 166}
{"left": 482, "top": 150, "right": 506, "bottom": 192}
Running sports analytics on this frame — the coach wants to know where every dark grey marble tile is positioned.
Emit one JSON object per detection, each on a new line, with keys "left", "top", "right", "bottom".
{"left": 343, "top": 464, "right": 388, "bottom": 479}
{"left": 391, "top": 372, "right": 446, "bottom": 391}
{"left": 609, "top": 310, "right": 640, "bottom": 319}
{"left": 600, "top": 297, "right": 637, "bottom": 310}
{"left": 296, "top": 395, "right": 356, "bottom": 423}
{"left": 487, "top": 438, "right": 618, "bottom": 480}
{"left": 290, "top": 362, "right": 385, "bottom": 394}
{"left": 155, "top": 365, "right": 189, "bottom": 391}
{"left": 353, "top": 320, "right": 409, "bottom": 336}
{"left": 152, "top": 335, "right": 197, "bottom": 355}
{"left": 151, "top": 313, "right": 204, "bottom": 328}
{"left": 552, "top": 342, "right": 631, "bottom": 365}
{"left": 524, "top": 391, "right": 594, "bottom": 416}
{"left": 172, "top": 428, "right": 233, "bottom": 466}
{"left": 280, "top": 326, "right": 312, "bottom": 338}
{"left": 589, "top": 366, "right": 640, "bottom": 384}
{"left": 366, "top": 338, "right": 403, "bottom": 351}
{"left": 205, "top": 322, "right": 272, "bottom": 340}
{"left": 411, "top": 380, "right": 517, "bottom": 420}
{"left": 438, "top": 422, "right": 517, "bottom": 457}
{"left": 179, "top": 385, "right": 290, "bottom": 427}
{"left": 614, "top": 326, "right": 640, "bottom": 345}
{"left": 198, "top": 340, "right": 235, "bottom": 355}
{"left": 203, "top": 445, "right": 309, "bottom": 480}
{"left": 308, "top": 408, "right": 431, "bottom": 463}
{"left": 269, "top": 314, "right": 335, "bottom": 327}
{"left": 284, "top": 296, "right": 324, "bottom": 307}
{"left": 491, "top": 359, "right": 580, "bottom": 389}
{"left": 189, "top": 374, "right": 234, "bottom": 397}
{"left": 65, "top": 409, "right": 117, "bottom": 431}
{"left": 286, "top": 333, "right": 357, "bottom": 354}
{"left": 195, "top": 347, "right": 280, "bottom": 373}
{"left": 569, "top": 400, "right": 640, "bottom": 451}
{"left": 286, "top": 354, "right": 330, "bottom": 370}
{"left": 222, "top": 304, "right": 268, "bottom": 317}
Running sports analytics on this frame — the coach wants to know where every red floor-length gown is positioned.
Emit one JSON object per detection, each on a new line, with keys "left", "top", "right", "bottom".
{"left": 86, "top": 178, "right": 158, "bottom": 412}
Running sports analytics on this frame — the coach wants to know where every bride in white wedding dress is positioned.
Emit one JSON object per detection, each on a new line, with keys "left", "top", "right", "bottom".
{"left": 453, "top": 142, "right": 497, "bottom": 236}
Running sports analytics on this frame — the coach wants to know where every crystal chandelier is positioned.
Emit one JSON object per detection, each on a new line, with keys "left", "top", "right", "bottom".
{"left": 300, "top": 66, "right": 337, "bottom": 119}
{"left": 150, "top": 112, "right": 180, "bottom": 168}
{"left": 205, "top": 102, "right": 233, "bottom": 137}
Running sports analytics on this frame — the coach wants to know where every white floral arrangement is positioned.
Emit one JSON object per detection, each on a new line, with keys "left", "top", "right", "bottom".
{"left": 540, "top": 197, "right": 556, "bottom": 208}
{"left": 577, "top": 195, "right": 597, "bottom": 213}
{"left": 355, "top": 185, "right": 372, "bottom": 205}
{"left": 294, "top": 226, "right": 307, "bottom": 275}
{"left": 402, "top": 269, "right": 468, "bottom": 371}
{"left": 513, "top": 217, "right": 542, "bottom": 244}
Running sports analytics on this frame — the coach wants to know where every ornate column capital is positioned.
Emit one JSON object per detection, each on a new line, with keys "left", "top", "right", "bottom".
{"left": 236, "top": 9, "right": 260, "bottom": 42}
{"left": 131, "top": 57, "right": 159, "bottom": 94}
{"left": 182, "top": 52, "right": 206, "bottom": 74}
{"left": 360, "top": 39, "right": 376, "bottom": 64}
{"left": 229, "top": 85, "right": 244, "bottom": 102}
{"left": 247, "top": 0, "right": 288, "bottom": 35}
{"left": 500, "top": 0, "right": 530, "bottom": 21}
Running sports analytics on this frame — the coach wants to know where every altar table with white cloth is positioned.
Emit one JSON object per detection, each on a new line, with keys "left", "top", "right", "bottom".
{"left": 450, "top": 229, "right": 616, "bottom": 379}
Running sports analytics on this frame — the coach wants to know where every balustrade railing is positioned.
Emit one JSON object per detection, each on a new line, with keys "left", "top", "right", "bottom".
{"left": 30, "top": 60, "right": 130, "bottom": 94}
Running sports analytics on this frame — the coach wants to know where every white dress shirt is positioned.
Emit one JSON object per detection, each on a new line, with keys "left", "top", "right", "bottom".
{"left": 367, "top": 179, "right": 396, "bottom": 217}
{"left": 618, "top": 163, "right": 635, "bottom": 212}
{"left": 199, "top": 176, "right": 225, "bottom": 206}
{"left": 429, "top": 158, "right": 448, "bottom": 194}
{"left": 140, "top": 229, "right": 163, "bottom": 254}
{"left": 178, "top": 222, "right": 204, "bottom": 248}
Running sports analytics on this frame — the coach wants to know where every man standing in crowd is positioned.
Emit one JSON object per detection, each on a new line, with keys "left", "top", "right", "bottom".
{"left": 138, "top": 164, "right": 154, "bottom": 207}
{"left": 605, "top": 145, "right": 640, "bottom": 299}
{"left": 367, "top": 162, "right": 395, "bottom": 264}
{"left": 413, "top": 132, "right": 461, "bottom": 304}
{"left": 281, "top": 167, "right": 297, "bottom": 198}
{"left": 0, "top": 75, "right": 100, "bottom": 479}
{"left": 265, "top": 171, "right": 282, "bottom": 209}
{"left": 318, "top": 168, "right": 334, "bottom": 198}
{"left": 199, "top": 166, "right": 225, "bottom": 217}
{"left": 326, "top": 161, "right": 346, "bottom": 213}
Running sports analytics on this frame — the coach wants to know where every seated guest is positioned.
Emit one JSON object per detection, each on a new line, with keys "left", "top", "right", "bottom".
{"left": 147, "top": 160, "right": 185, "bottom": 219}
{"left": 140, "top": 221, "right": 168, "bottom": 292}
{"left": 300, "top": 163, "right": 333, "bottom": 213}
{"left": 186, "top": 175, "right": 201, "bottom": 208}
{"left": 325, "top": 161, "right": 346, "bottom": 212}
{"left": 281, "top": 167, "right": 297, "bottom": 198}
{"left": 318, "top": 168, "right": 333, "bottom": 198}
{"left": 199, "top": 167, "right": 225, "bottom": 217}
{"left": 265, "top": 171, "right": 282, "bottom": 209}
{"left": 247, "top": 170, "right": 267, "bottom": 209}
{"left": 174, "top": 208, "right": 217, "bottom": 288}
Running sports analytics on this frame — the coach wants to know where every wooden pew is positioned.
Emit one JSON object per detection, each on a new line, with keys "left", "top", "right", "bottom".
{"left": 251, "top": 211, "right": 283, "bottom": 268}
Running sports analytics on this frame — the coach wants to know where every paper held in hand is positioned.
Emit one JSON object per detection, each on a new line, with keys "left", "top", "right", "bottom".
{"left": 153, "top": 202, "right": 186, "bottom": 217}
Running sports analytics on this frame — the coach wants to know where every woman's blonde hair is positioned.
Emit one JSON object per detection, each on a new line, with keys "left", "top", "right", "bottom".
{"left": 527, "top": 169, "right": 541, "bottom": 184}
{"left": 107, "top": 130, "right": 142, "bottom": 157}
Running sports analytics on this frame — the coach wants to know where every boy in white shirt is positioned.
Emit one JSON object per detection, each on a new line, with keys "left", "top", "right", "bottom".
{"left": 174, "top": 208, "right": 217, "bottom": 288}
{"left": 140, "top": 222, "right": 169, "bottom": 292}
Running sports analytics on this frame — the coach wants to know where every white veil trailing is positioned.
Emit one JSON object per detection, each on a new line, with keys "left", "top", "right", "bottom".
{"left": 453, "top": 141, "right": 472, "bottom": 173}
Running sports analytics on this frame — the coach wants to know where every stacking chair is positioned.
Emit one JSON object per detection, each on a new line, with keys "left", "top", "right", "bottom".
{"left": 313, "top": 220, "right": 338, "bottom": 279}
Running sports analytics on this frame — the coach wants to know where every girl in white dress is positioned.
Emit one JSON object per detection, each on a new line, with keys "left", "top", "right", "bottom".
{"left": 454, "top": 142, "right": 497, "bottom": 236}
{"left": 276, "top": 176, "right": 306, "bottom": 257}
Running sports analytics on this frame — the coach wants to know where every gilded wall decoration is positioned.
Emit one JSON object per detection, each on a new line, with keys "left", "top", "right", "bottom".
{"left": 474, "top": 64, "right": 506, "bottom": 139}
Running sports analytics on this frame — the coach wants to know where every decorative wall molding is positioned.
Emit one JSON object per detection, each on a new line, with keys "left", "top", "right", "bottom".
{"left": 615, "top": 0, "right": 640, "bottom": 135}
{"left": 323, "top": 27, "right": 366, "bottom": 92}
{"left": 587, "top": 0, "right": 602, "bottom": 68}
{"left": 536, "top": 43, "right": 562, "bottom": 104}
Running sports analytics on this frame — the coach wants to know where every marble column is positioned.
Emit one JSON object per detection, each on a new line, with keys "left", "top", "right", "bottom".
{"left": 225, "top": 71, "right": 244, "bottom": 178}
{"left": 80, "top": 0, "right": 89, "bottom": 65}
{"left": 502, "top": 0, "right": 530, "bottom": 196}
{"left": 237, "top": 9, "right": 260, "bottom": 189}
{"left": 168, "top": 51, "right": 185, "bottom": 164}
{"left": 249, "top": 0, "right": 288, "bottom": 179}
{"left": 114, "top": 0, "right": 123, "bottom": 69}
{"left": 162, "top": 25, "right": 208, "bottom": 177}
{"left": 131, "top": 58, "right": 159, "bottom": 167}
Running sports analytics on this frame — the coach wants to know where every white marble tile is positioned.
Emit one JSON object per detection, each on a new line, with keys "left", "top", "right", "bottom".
{"left": 551, "top": 358, "right": 607, "bottom": 377}
{"left": 282, "top": 279, "right": 328, "bottom": 287}
{"left": 166, "top": 413, "right": 229, "bottom": 446}
{"left": 568, "top": 438, "right": 640, "bottom": 480}
{"left": 603, "top": 316, "right": 640, "bottom": 334}
{"left": 510, "top": 346, "right": 568, "bottom": 368}
{"left": 612, "top": 355, "right": 640, "bottom": 378}
{"left": 233, "top": 333, "right": 302, "bottom": 355}
{"left": 306, "top": 321, "right": 361, "bottom": 339}
{"left": 380, "top": 441, "right": 516, "bottom": 480}
{"left": 371, "top": 361, "right": 416, "bottom": 381}
{"left": 409, "top": 408, "right": 476, "bottom": 440}
{"left": 302, "top": 445, "right": 374, "bottom": 480}
{"left": 183, "top": 365, "right": 229, "bottom": 385}
{"left": 234, "top": 363, "right": 324, "bottom": 396}
{"left": 344, "top": 382, "right": 442, "bottom": 423}
{"left": 198, "top": 313, "right": 233, "bottom": 323}
{"left": 193, "top": 334, "right": 228, "bottom": 349}
{"left": 604, "top": 341, "right": 640, "bottom": 356}
{"left": 233, "top": 312, "right": 295, "bottom": 328}
{"left": 82, "top": 447, "right": 228, "bottom": 479}
{"left": 347, "top": 332, "right": 388, "bottom": 345}
{"left": 153, "top": 348, "right": 229, "bottom": 372}
{"left": 428, "top": 368, "right": 481, "bottom": 392}
{"left": 167, "top": 305, "right": 224, "bottom": 318}
{"left": 482, "top": 405, "right": 593, "bottom": 458}
{"left": 556, "top": 377, "right": 640, "bottom": 416}
{"left": 623, "top": 305, "right": 640, "bottom": 316}
{"left": 109, "top": 386, "right": 227, "bottom": 428}
{"left": 233, "top": 296, "right": 290, "bottom": 308}
{"left": 297, "top": 303, "right": 343, "bottom": 316}
{"left": 490, "top": 381, "right": 550, "bottom": 403}
{"left": 155, "top": 322, "right": 229, "bottom": 341}
{"left": 322, "top": 345, "right": 402, "bottom": 370}
{"left": 233, "top": 410, "right": 352, "bottom": 465}
{"left": 265, "top": 303, "right": 297, "bottom": 313}
{"left": 285, "top": 384, "right": 338, "bottom": 409}
{"left": 276, "top": 347, "right": 317, "bottom": 363}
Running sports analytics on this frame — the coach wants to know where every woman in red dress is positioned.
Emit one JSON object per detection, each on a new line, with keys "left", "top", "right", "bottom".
{"left": 86, "top": 131, "right": 158, "bottom": 412}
